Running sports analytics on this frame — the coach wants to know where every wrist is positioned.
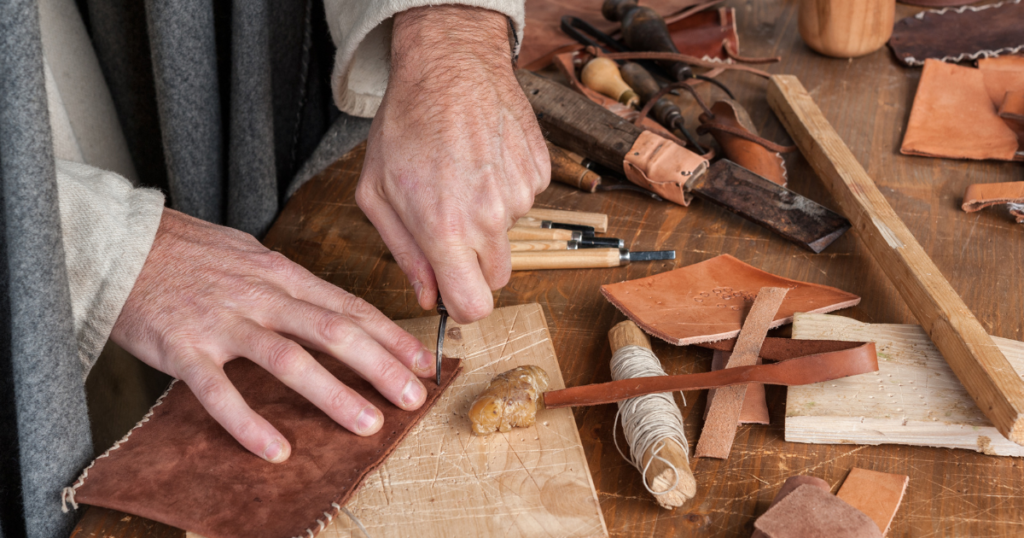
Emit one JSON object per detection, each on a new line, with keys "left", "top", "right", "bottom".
{"left": 391, "top": 5, "right": 513, "bottom": 79}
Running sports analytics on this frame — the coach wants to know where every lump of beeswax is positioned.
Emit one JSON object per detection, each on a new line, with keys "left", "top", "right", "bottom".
{"left": 469, "top": 365, "right": 549, "bottom": 436}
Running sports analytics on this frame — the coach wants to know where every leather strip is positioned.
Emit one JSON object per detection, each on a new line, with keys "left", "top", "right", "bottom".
{"left": 542, "top": 341, "right": 877, "bottom": 409}
{"left": 70, "top": 355, "right": 463, "bottom": 538}
{"left": 622, "top": 130, "right": 708, "bottom": 206}
{"left": 698, "top": 100, "right": 791, "bottom": 186}
{"left": 706, "top": 350, "right": 768, "bottom": 424}
{"left": 889, "top": 2, "right": 1024, "bottom": 66}
{"left": 962, "top": 181, "right": 1024, "bottom": 223}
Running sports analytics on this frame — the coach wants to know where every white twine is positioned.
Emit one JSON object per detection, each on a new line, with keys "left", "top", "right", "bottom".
{"left": 610, "top": 345, "right": 690, "bottom": 497}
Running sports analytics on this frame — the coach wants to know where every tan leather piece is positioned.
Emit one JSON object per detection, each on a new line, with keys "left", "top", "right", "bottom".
{"left": 706, "top": 350, "right": 769, "bottom": 424}
{"left": 696, "top": 287, "right": 789, "bottom": 459}
{"left": 1001, "top": 90, "right": 1024, "bottom": 123}
{"left": 622, "top": 130, "right": 708, "bottom": 207}
{"left": 699, "top": 100, "right": 787, "bottom": 186}
{"left": 962, "top": 181, "right": 1024, "bottom": 223}
{"left": 542, "top": 340, "right": 877, "bottom": 409}
{"left": 600, "top": 254, "right": 861, "bottom": 346}
{"left": 901, "top": 59, "right": 1023, "bottom": 162}
{"left": 837, "top": 468, "right": 909, "bottom": 537}
{"left": 750, "top": 476, "right": 831, "bottom": 538}
{"left": 753, "top": 485, "right": 882, "bottom": 538}
{"left": 70, "top": 355, "right": 463, "bottom": 538}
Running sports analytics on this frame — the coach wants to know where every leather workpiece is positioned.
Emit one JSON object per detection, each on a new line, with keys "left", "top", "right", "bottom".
{"left": 837, "top": 468, "right": 909, "bottom": 536}
{"left": 901, "top": 58, "right": 1024, "bottom": 162}
{"left": 698, "top": 100, "right": 787, "bottom": 186}
{"left": 889, "top": 3, "right": 1024, "bottom": 67}
{"left": 69, "top": 355, "right": 463, "bottom": 538}
{"left": 1001, "top": 90, "right": 1024, "bottom": 123}
{"left": 622, "top": 130, "right": 708, "bottom": 206}
{"left": 750, "top": 476, "right": 831, "bottom": 538}
{"left": 706, "top": 350, "right": 769, "bottom": 424}
{"left": 542, "top": 340, "right": 877, "bottom": 408}
{"left": 601, "top": 254, "right": 861, "bottom": 345}
{"left": 753, "top": 485, "right": 882, "bottom": 538}
{"left": 962, "top": 181, "right": 1024, "bottom": 223}
{"left": 696, "top": 287, "right": 789, "bottom": 459}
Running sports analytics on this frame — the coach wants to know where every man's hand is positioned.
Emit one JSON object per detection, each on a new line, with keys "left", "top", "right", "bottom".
{"left": 356, "top": 5, "right": 550, "bottom": 324}
{"left": 111, "top": 209, "right": 435, "bottom": 463}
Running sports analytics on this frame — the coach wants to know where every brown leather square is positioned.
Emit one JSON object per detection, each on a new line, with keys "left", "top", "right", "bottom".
{"left": 68, "top": 354, "right": 462, "bottom": 538}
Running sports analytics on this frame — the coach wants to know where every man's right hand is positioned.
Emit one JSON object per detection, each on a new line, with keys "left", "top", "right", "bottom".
{"left": 110, "top": 208, "right": 435, "bottom": 463}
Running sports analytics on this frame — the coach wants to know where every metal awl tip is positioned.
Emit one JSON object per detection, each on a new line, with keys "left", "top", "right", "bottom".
{"left": 436, "top": 295, "right": 448, "bottom": 386}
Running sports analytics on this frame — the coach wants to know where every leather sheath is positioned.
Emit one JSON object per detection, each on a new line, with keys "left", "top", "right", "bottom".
{"left": 698, "top": 100, "right": 788, "bottom": 186}
{"left": 889, "top": 2, "right": 1024, "bottom": 66}
{"left": 962, "top": 181, "right": 1024, "bottom": 223}
{"left": 622, "top": 130, "right": 708, "bottom": 206}
{"left": 68, "top": 355, "right": 463, "bottom": 538}
{"left": 601, "top": 254, "right": 861, "bottom": 345}
{"left": 543, "top": 340, "right": 877, "bottom": 408}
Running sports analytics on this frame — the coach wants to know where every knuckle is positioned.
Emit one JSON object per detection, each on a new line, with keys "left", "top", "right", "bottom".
{"left": 460, "top": 295, "right": 493, "bottom": 322}
{"left": 325, "top": 385, "right": 356, "bottom": 415}
{"left": 190, "top": 372, "right": 230, "bottom": 413}
{"left": 373, "top": 358, "right": 407, "bottom": 386}
{"left": 339, "top": 293, "right": 377, "bottom": 322}
{"left": 316, "top": 313, "right": 356, "bottom": 347}
{"left": 259, "top": 251, "right": 296, "bottom": 276}
{"left": 263, "top": 340, "right": 306, "bottom": 377}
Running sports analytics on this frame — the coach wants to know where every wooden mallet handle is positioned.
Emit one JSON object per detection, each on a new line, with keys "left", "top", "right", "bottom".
{"left": 767, "top": 74, "right": 1024, "bottom": 445}
{"left": 608, "top": 321, "right": 696, "bottom": 508}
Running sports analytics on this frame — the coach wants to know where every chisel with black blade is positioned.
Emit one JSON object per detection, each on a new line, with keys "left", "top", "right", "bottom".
{"left": 517, "top": 69, "right": 850, "bottom": 253}
{"left": 511, "top": 248, "right": 675, "bottom": 271}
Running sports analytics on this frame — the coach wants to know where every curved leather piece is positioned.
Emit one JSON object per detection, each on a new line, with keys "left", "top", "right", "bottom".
{"left": 699, "top": 336, "right": 868, "bottom": 360}
{"left": 542, "top": 341, "right": 877, "bottom": 408}
{"left": 70, "top": 355, "right": 463, "bottom": 538}
{"left": 962, "top": 181, "right": 1024, "bottom": 223}
{"left": 622, "top": 130, "right": 708, "bottom": 206}
{"left": 889, "top": 2, "right": 1024, "bottom": 66}
{"left": 751, "top": 476, "right": 832, "bottom": 538}
{"left": 753, "top": 485, "right": 882, "bottom": 538}
{"left": 699, "top": 100, "right": 787, "bottom": 186}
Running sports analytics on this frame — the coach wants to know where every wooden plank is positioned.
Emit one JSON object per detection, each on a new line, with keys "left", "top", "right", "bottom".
{"left": 789, "top": 313, "right": 1024, "bottom": 457}
{"left": 767, "top": 74, "right": 1024, "bottom": 445}
{"left": 323, "top": 304, "right": 607, "bottom": 538}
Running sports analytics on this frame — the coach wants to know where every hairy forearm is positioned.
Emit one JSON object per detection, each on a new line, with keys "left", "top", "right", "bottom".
{"left": 392, "top": 6, "right": 513, "bottom": 83}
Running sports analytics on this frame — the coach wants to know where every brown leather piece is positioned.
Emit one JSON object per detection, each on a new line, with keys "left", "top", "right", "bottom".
{"left": 664, "top": 6, "right": 739, "bottom": 62}
{"left": 901, "top": 59, "right": 1024, "bottom": 162}
{"left": 962, "top": 181, "right": 1024, "bottom": 223}
{"left": 600, "top": 254, "right": 861, "bottom": 345}
{"left": 698, "top": 336, "right": 869, "bottom": 361}
{"left": 898, "top": 0, "right": 985, "bottom": 5}
{"left": 751, "top": 476, "right": 831, "bottom": 538}
{"left": 622, "top": 130, "right": 709, "bottom": 207}
{"left": 542, "top": 341, "right": 877, "bottom": 408}
{"left": 71, "top": 355, "right": 463, "bottom": 538}
{"left": 889, "top": 3, "right": 1024, "bottom": 67}
{"left": 696, "top": 287, "right": 788, "bottom": 459}
{"left": 699, "top": 100, "right": 788, "bottom": 186}
{"left": 837, "top": 468, "right": 909, "bottom": 536}
{"left": 1001, "top": 90, "right": 1024, "bottom": 123}
{"left": 753, "top": 485, "right": 882, "bottom": 538}
{"left": 706, "top": 350, "right": 769, "bottom": 424}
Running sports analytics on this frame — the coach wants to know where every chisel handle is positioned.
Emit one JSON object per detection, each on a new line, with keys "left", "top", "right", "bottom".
{"left": 509, "top": 240, "right": 571, "bottom": 252}
{"left": 581, "top": 57, "right": 639, "bottom": 108}
{"left": 525, "top": 208, "right": 609, "bottom": 233}
{"left": 511, "top": 249, "right": 622, "bottom": 270}
{"left": 507, "top": 227, "right": 577, "bottom": 241}
{"left": 547, "top": 142, "right": 602, "bottom": 192}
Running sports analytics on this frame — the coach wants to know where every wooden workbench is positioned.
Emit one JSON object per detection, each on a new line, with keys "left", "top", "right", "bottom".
{"left": 73, "top": 1, "right": 1024, "bottom": 536}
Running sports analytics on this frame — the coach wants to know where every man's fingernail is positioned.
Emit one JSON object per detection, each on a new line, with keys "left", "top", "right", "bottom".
{"left": 414, "top": 348, "right": 433, "bottom": 374}
{"left": 356, "top": 407, "right": 382, "bottom": 435}
{"left": 412, "top": 281, "right": 423, "bottom": 305}
{"left": 401, "top": 378, "right": 426, "bottom": 409}
{"left": 263, "top": 440, "right": 285, "bottom": 463}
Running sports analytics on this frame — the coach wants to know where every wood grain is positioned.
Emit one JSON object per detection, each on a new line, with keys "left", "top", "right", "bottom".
{"left": 789, "top": 313, "right": 1024, "bottom": 457}
{"left": 767, "top": 74, "right": 1024, "bottom": 445}
{"left": 797, "top": 0, "right": 895, "bottom": 58}
{"left": 511, "top": 249, "right": 622, "bottom": 271}
{"left": 73, "top": 2, "right": 1024, "bottom": 537}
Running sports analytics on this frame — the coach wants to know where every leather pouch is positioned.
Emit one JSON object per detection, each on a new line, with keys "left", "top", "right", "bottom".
{"left": 63, "top": 354, "right": 462, "bottom": 538}
{"left": 901, "top": 58, "right": 1024, "bottom": 162}
{"left": 889, "top": 2, "right": 1024, "bottom": 66}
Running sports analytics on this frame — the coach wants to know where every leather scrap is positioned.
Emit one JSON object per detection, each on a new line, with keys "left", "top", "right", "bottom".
{"left": 698, "top": 100, "right": 789, "bottom": 186}
{"left": 753, "top": 485, "right": 882, "bottom": 538}
{"left": 706, "top": 350, "right": 769, "bottom": 424}
{"left": 901, "top": 58, "right": 1024, "bottom": 162}
{"left": 600, "top": 254, "right": 861, "bottom": 346}
{"left": 1001, "top": 90, "right": 1024, "bottom": 123}
{"left": 622, "top": 130, "right": 709, "bottom": 207}
{"left": 889, "top": 2, "right": 1024, "bottom": 67}
{"left": 751, "top": 476, "right": 831, "bottom": 538}
{"left": 962, "top": 181, "right": 1024, "bottom": 223}
{"left": 696, "top": 287, "right": 789, "bottom": 459}
{"left": 837, "top": 468, "right": 909, "bottom": 536}
{"left": 67, "top": 355, "right": 463, "bottom": 538}
{"left": 542, "top": 340, "right": 877, "bottom": 408}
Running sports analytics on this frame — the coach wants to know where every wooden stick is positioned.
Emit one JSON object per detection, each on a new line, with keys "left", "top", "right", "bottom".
{"left": 608, "top": 321, "right": 696, "bottom": 508}
{"left": 507, "top": 227, "right": 576, "bottom": 241}
{"left": 509, "top": 240, "right": 572, "bottom": 252}
{"left": 547, "top": 141, "right": 602, "bottom": 192}
{"left": 525, "top": 208, "right": 608, "bottom": 233}
{"left": 767, "top": 74, "right": 1024, "bottom": 445}
{"left": 511, "top": 249, "right": 620, "bottom": 271}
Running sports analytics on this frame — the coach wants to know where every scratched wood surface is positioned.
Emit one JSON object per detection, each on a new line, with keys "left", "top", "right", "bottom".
{"left": 73, "top": 1, "right": 1024, "bottom": 537}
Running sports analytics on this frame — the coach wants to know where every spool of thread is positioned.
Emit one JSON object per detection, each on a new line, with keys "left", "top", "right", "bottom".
{"left": 608, "top": 321, "right": 696, "bottom": 508}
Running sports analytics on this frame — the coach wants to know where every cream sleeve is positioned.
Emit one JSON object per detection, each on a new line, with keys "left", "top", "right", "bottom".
{"left": 324, "top": 0, "right": 525, "bottom": 118}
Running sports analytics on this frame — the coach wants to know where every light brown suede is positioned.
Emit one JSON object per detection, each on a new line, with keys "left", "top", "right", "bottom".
{"left": 754, "top": 485, "right": 882, "bottom": 538}
{"left": 622, "top": 130, "right": 708, "bottom": 207}
{"left": 837, "top": 468, "right": 909, "bottom": 536}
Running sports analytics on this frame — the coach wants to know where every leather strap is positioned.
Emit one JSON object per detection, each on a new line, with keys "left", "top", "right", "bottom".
{"left": 542, "top": 341, "right": 877, "bottom": 409}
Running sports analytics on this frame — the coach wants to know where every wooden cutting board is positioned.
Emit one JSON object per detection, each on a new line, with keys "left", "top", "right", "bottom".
{"left": 322, "top": 303, "right": 607, "bottom": 538}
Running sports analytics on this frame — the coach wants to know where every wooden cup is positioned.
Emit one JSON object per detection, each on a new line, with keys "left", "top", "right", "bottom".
{"left": 798, "top": 0, "right": 895, "bottom": 58}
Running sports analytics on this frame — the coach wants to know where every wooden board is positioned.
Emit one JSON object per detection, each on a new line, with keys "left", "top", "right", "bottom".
{"left": 788, "top": 313, "right": 1024, "bottom": 456}
{"left": 323, "top": 303, "right": 607, "bottom": 538}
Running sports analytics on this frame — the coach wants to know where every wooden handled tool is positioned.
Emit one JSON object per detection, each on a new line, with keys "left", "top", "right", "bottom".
{"left": 525, "top": 208, "right": 608, "bottom": 233}
{"left": 580, "top": 57, "right": 639, "bottom": 108}
{"left": 767, "top": 74, "right": 1024, "bottom": 445}
{"left": 514, "top": 215, "right": 594, "bottom": 233}
{"left": 509, "top": 240, "right": 573, "bottom": 252}
{"left": 511, "top": 248, "right": 674, "bottom": 271}
{"left": 547, "top": 141, "right": 602, "bottom": 192}
{"left": 508, "top": 227, "right": 581, "bottom": 242}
